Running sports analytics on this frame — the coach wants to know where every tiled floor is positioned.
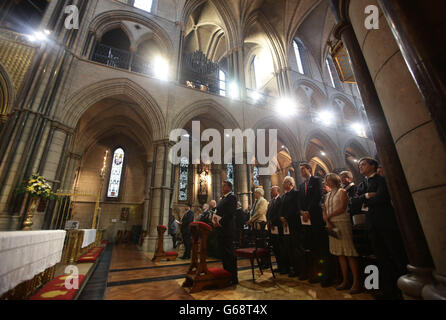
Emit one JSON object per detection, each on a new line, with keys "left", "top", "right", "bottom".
{"left": 104, "top": 244, "right": 374, "bottom": 300}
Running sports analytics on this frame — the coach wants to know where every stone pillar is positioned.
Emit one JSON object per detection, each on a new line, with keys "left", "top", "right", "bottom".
{"left": 329, "top": 0, "right": 438, "bottom": 299}
{"left": 292, "top": 161, "right": 304, "bottom": 187}
{"left": 377, "top": 0, "right": 446, "bottom": 147}
{"left": 142, "top": 161, "right": 153, "bottom": 234}
{"left": 262, "top": 174, "right": 272, "bottom": 202}
{"left": 235, "top": 163, "right": 249, "bottom": 210}
{"left": 143, "top": 140, "right": 173, "bottom": 252}
{"left": 375, "top": 1, "right": 446, "bottom": 299}
{"left": 212, "top": 164, "right": 222, "bottom": 201}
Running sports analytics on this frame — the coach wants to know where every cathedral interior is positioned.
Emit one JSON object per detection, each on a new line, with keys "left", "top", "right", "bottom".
{"left": 0, "top": 0, "right": 445, "bottom": 303}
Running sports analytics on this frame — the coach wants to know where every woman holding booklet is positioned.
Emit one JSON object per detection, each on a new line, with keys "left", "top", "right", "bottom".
{"left": 323, "top": 173, "right": 362, "bottom": 294}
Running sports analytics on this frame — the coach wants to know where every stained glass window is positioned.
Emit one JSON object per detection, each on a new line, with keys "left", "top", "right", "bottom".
{"left": 226, "top": 163, "right": 234, "bottom": 186}
{"left": 179, "top": 157, "right": 189, "bottom": 201}
{"left": 134, "top": 0, "right": 153, "bottom": 12}
{"left": 107, "top": 148, "right": 125, "bottom": 198}
{"left": 253, "top": 166, "right": 260, "bottom": 186}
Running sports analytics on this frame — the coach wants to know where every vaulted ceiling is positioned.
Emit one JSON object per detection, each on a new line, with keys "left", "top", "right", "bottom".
{"left": 181, "top": 0, "right": 335, "bottom": 69}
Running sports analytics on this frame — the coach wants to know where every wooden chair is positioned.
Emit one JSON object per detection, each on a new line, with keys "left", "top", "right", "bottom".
{"left": 152, "top": 225, "right": 178, "bottom": 262}
{"left": 234, "top": 221, "right": 275, "bottom": 282}
{"left": 182, "top": 222, "right": 232, "bottom": 293}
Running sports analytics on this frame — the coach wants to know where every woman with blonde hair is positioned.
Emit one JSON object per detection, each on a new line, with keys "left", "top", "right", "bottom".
{"left": 248, "top": 188, "right": 268, "bottom": 229}
{"left": 323, "top": 173, "right": 362, "bottom": 294}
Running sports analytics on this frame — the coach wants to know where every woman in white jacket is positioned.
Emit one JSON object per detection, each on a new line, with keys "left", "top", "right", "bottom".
{"left": 248, "top": 188, "right": 269, "bottom": 229}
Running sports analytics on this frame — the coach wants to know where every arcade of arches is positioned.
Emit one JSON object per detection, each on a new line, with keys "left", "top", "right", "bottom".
{"left": 0, "top": 0, "right": 445, "bottom": 301}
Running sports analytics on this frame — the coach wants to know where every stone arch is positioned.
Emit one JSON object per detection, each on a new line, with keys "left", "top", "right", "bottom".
{"left": 246, "top": 11, "right": 287, "bottom": 73}
{"left": 304, "top": 129, "right": 343, "bottom": 169}
{"left": 60, "top": 78, "right": 166, "bottom": 140}
{"left": 89, "top": 10, "right": 174, "bottom": 58}
{"left": 170, "top": 98, "right": 240, "bottom": 131}
{"left": 330, "top": 94, "right": 359, "bottom": 127}
{"left": 95, "top": 21, "right": 135, "bottom": 49}
{"left": 295, "top": 79, "right": 328, "bottom": 113}
{"left": 343, "top": 138, "right": 369, "bottom": 159}
{"left": 0, "top": 62, "right": 15, "bottom": 119}
{"left": 252, "top": 116, "right": 301, "bottom": 162}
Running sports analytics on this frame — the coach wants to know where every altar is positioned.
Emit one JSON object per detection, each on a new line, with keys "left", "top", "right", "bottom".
{"left": 0, "top": 230, "right": 67, "bottom": 297}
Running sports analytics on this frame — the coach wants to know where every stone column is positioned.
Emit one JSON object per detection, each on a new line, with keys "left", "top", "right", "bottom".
{"left": 212, "top": 164, "right": 222, "bottom": 201}
{"left": 235, "top": 163, "right": 250, "bottom": 210}
{"left": 262, "top": 174, "right": 272, "bottom": 202}
{"left": 292, "top": 161, "right": 304, "bottom": 187}
{"left": 375, "top": 1, "right": 446, "bottom": 298}
{"left": 329, "top": 0, "right": 438, "bottom": 299}
{"left": 377, "top": 0, "right": 446, "bottom": 147}
{"left": 143, "top": 140, "right": 173, "bottom": 252}
{"left": 142, "top": 161, "right": 153, "bottom": 234}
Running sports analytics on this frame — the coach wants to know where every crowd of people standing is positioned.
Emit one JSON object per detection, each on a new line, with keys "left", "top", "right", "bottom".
{"left": 171, "top": 157, "right": 409, "bottom": 299}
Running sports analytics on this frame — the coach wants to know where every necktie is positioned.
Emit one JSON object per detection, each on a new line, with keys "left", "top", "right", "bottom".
{"left": 305, "top": 180, "right": 309, "bottom": 196}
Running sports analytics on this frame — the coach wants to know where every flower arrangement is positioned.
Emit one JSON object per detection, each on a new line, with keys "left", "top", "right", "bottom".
{"left": 18, "top": 174, "right": 55, "bottom": 199}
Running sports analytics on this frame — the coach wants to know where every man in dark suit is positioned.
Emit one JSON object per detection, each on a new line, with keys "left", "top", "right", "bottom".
{"left": 234, "top": 201, "right": 247, "bottom": 246}
{"left": 340, "top": 171, "right": 358, "bottom": 223}
{"left": 213, "top": 180, "right": 238, "bottom": 284}
{"left": 352, "top": 157, "right": 408, "bottom": 299}
{"left": 280, "top": 176, "right": 303, "bottom": 277}
{"left": 299, "top": 163, "right": 332, "bottom": 286}
{"left": 179, "top": 204, "right": 194, "bottom": 259}
{"left": 266, "top": 186, "right": 285, "bottom": 273}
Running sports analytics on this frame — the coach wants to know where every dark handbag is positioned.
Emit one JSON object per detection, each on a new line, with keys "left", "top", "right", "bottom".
{"left": 327, "top": 227, "right": 340, "bottom": 239}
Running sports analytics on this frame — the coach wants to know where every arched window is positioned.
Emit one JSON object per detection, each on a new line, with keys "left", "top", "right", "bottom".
{"left": 178, "top": 157, "right": 189, "bottom": 201}
{"left": 326, "top": 56, "right": 341, "bottom": 89}
{"left": 226, "top": 163, "right": 234, "bottom": 186}
{"left": 134, "top": 0, "right": 153, "bottom": 12}
{"left": 253, "top": 166, "right": 260, "bottom": 187}
{"left": 250, "top": 55, "right": 261, "bottom": 90}
{"left": 107, "top": 148, "right": 125, "bottom": 198}
{"left": 293, "top": 40, "right": 305, "bottom": 74}
{"left": 219, "top": 69, "right": 226, "bottom": 96}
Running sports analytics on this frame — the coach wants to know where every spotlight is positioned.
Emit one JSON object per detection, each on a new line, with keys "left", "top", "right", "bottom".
{"left": 317, "top": 111, "right": 334, "bottom": 126}
{"left": 275, "top": 98, "right": 297, "bottom": 116}
{"left": 154, "top": 56, "right": 169, "bottom": 81}
{"left": 27, "top": 35, "right": 36, "bottom": 42}
{"left": 250, "top": 90, "right": 261, "bottom": 103}
{"left": 44, "top": 29, "right": 51, "bottom": 35}
{"left": 34, "top": 31, "right": 47, "bottom": 41}
{"left": 229, "top": 82, "right": 239, "bottom": 100}
{"left": 351, "top": 123, "right": 364, "bottom": 136}
{"left": 321, "top": 151, "right": 326, "bottom": 156}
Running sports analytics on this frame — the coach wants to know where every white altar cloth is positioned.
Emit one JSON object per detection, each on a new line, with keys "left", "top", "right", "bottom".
{"left": 80, "top": 229, "right": 97, "bottom": 248}
{"left": 0, "top": 230, "right": 66, "bottom": 296}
